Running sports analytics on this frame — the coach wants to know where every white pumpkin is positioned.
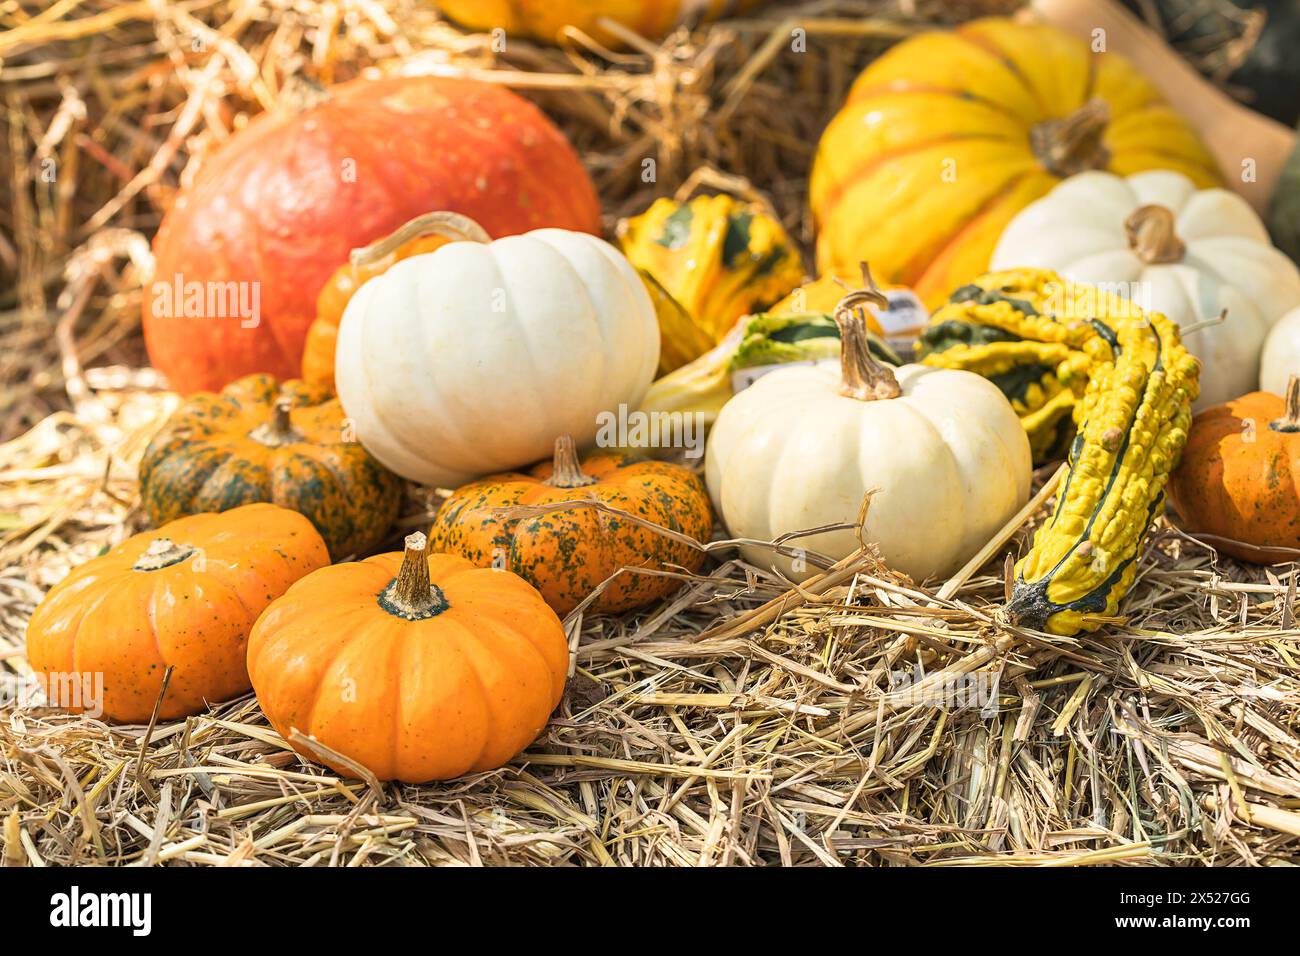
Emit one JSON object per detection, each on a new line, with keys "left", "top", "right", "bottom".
{"left": 991, "top": 169, "right": 1300, "bottom": 410}
{"left": 335, "top": 221, "right": 660, "bottom": 487}
{"left": 704, "top": 280, "right": 1031, "bottom": 582}
{"left": 1261, "top": 306, "right": 1300, "bottom": 397}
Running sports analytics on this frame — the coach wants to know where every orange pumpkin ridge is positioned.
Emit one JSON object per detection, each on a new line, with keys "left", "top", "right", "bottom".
{"left": 25, "top": 504, "right": 329, "bottom": 723}
{"left": 429, "top": 435, "right": 713, "bottom": 615}
{"left": 247, "top": 532, "right": 569, "bottom": 783}
{"left": 1168, "top": 375, "right": 1300, "bottom": 564}
{"left": 435, "top": 0, "right": 758, "bottom": 47}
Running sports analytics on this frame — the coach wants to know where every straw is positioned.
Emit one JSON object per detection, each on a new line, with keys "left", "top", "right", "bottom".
{"left": 1, "top": 0, "right": 1292, "bottom": 867}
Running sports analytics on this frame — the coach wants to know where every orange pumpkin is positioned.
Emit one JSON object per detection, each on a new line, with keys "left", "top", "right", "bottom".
{"left": 429, "top": 435, "right": 712, "bottom": 615}
{"left": 145, "top": 76, "right": 601, "bottom": 394}
{"left": 25, "top": 504, "right": 329, "bottom": 723}
{"left": 436, "top": 0, "right": 757, "bottom": 46}
{"left": 301, "top": 212, "right": 487, "bottom": 391}
{"left": 247, "top": 532, "right": 568, "bottom": 782}
{"left": 1168, "top": 375, "right": 1300, "bottom": 564}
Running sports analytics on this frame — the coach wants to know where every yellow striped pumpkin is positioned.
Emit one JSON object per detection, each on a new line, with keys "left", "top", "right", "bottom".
{"left": 436, "top": 0, "right": 754, "bottom": 46}
{"left": 810, "top": 17, "right": 1221, "bottom": 309}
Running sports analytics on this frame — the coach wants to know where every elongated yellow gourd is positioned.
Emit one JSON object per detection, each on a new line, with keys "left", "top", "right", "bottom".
{"left": 919, "top": 283, "right": 1107, "bottom": 463}
{"left": 921, "top": 269, "right": 1199, "bottom": 635}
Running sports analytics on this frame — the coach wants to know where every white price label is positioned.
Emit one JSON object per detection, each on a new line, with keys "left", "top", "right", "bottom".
{"left": 731, "top": 358, "right": 838, "bottom": 393}
{"left": 869, "top": 288, "right": 928, "bottom": 360}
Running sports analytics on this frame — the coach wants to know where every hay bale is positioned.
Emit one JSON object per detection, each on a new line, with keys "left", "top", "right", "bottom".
{"left": 1, "top": 0, "right": 1297, "bottom": 867}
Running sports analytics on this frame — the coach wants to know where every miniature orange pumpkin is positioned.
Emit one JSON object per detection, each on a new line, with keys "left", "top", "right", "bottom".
{"left": 1168, "top": 375, "right": 1300, "bottom": 563}
{"left": 25, "top": 504, "right": 329, "bottom": 723}
{"left": 247, "top": 532, "right": 568, "bottom": 782}
{"left": 139, "top": 374, "right": 402, "bottom": 560}
{"left": 300, "top": 212, "right": 488, "bottom": 391}
{"left": 429, "top": 435, "right": 712, "bottom": 615}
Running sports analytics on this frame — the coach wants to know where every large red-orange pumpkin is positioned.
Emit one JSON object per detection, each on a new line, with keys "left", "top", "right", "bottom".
{"left": 144, "top": 75, "right": 601, "bottom": 394}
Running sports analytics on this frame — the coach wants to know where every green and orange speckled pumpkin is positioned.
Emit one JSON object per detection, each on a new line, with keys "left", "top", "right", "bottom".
{"left": 428, "top": 436, "right": 712, "bottom": 615}
{"left": 140, "top": 374, "right": 402, "bottom": 560}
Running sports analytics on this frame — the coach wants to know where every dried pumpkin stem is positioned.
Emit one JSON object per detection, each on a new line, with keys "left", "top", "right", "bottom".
{"left": 1125, "top": 205, "right": 1186, "bottom": 264}
{"left": 380, "top": 532, "right": 449, "bottom": 620}
{"left": 132, "top": 537, "right": 196, "bottom": 572}
{"left": 546, "top": 435, "right": 598, "bottom": 488}
{"left": 1030, "top": 98, "right": 1111, "bottom": 178}
{"left": 350, "top": 211, "right": 491, "bottom": 275}
{"left": 248, "top": 397, "right": 302, "bottom": 447}
{"left": 834, "top": 262, "right": 901, "bottom": 402}
{"left": 1270, "top": 375, "right": 1300, "bottom": 434}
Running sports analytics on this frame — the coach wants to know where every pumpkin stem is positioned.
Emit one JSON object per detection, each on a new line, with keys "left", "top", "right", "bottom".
{"left": 350, "top": 211, "right": 492, "bottom": 279}
{"left": 1030, "top": 98, "right": 1111, "bottom": 178}
{"left": 545, "top": 435, "right": 598, "bottom": 488}
{"left": 379, "top": 532, "right": 449, "bottom": 620}
{"left": 834, "top": 262, "right": 902, "bottom": 402}
{"left": 132, "top": 537, "right": 197, "bottom": 572}
{"left": 1125, "top": 205, "right": 1186, "bottom": 264}
{"left": 1270, "top": 375, "right": 1300, "bottom": 434}
{"left": 248, "top": 397, "right": 303, "bottom": 447}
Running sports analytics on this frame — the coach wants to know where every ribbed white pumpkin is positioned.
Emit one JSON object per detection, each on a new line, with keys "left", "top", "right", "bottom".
{"left": 335, "top": 224, "right": 659, "bottom": 487}
{"left": 704, "top": 281, "right": 1031, "bottom": 583}
{"left": 992, "top": 170, "right": 1300, "bottom": 409}
{"left": 1261, "top": 306, "right": 1300, "bottom": 397}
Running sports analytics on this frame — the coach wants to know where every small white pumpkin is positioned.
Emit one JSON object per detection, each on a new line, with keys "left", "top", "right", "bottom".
{"left": 335, "top": 214, "right": 660, "bottom": 486}
{"left": 1261, "top": 306, "right": 1300, "bottom": 397}
{"left": 705, "top": 274, "right": 1031, "bottom": 583}
{"left": 991, "top": 169, "right": 1300, "bottom": 409}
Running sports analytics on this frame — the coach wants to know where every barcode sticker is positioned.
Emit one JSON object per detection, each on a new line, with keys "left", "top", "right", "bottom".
{"left": 869, "top": 289, "right": 928, "bottom": 361}
{"left": 731, "top": 358, "right": 838, "bottom": 393}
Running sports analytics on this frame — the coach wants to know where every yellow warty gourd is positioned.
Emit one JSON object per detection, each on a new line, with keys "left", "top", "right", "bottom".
{"left": 918, "top": 282, "right": 1110, "bottom": 463}
{"left": 921, "top": 269, "right": 1199, "bottom": 636}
